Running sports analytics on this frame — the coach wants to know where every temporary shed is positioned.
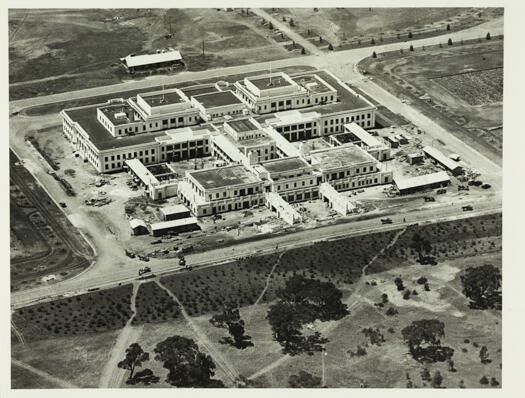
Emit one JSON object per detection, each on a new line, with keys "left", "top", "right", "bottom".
{"left": 394, "top": 171, "right": 450, "bottom": 195}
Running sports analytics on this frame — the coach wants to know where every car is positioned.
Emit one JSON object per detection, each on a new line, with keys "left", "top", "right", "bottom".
{"left": 138, "top": 266, "right": 151, "bottom": 276}
{"left": 436, "top": 189, "right": 447, "bottom": 194}
{"left": 424, "top": 196, "right": 435, "bottom": 202}
{"left": 381, "top": 218, "right": 393, "bottom": 224}
{"left": 462, "top": 205, "right": 474, "bottom": 211}
{"left": 59, "top": 202, "right": 67, "bottom": 208}
{"left": 481, "top": 184, "right": 492, "bottom": 189}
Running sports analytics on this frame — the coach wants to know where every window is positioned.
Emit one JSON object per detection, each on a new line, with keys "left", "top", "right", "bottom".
{"left": 111, "top": 155, "right": 115, "bottom": 161}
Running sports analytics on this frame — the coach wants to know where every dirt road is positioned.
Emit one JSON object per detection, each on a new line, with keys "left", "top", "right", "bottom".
{"left": 99, "top": 281, "right": 143, "bottom": 388}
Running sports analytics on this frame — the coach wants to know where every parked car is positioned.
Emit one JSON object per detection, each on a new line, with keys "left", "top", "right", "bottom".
{"left": 481, "top": 184, "right": 492, "bottom": 189}
{"left": 436, "top": 189, "right": 447, "bottom": 194}
{"left": 462, "top": 205, "right": 474, "bottom": 211}
{"left": 59, "top": 202, "right": 67, "bottom": 208}
{"left": 424, "top": 196, "right": 435, "bottom": 202}
{"left": 381, "top": 218, "right": 393, "bottom": 224}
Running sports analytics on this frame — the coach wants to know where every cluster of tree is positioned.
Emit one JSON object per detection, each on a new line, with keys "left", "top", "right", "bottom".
{"left": 267, "top": 275, "right": 349, "bottom": 355}
{"left": 118, "top": 337, "right": 224, "bottom": 387}
{"left": 209, "top": 304, "right": 253, "bottom": 349}
{"left": 401, "top": 319, "right": 454, "bottom": 363}
{"left": 362, "top": 327, "right": 385, "bottom": 346}
{"left": 460, "top": 264, "right": 501, "bottom": 310}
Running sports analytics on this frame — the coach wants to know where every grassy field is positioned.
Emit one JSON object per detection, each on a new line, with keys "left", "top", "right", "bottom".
{"left": 11, "top": 213, "right": 501, "bottom": 388}
{"left": 267, "top": 8, "right": 502, "bottom": 49}
{"left": 9, "top": 9, "right": 298, "bottom": 100}
{"left": 359, "top": 38, "right": 503, "bottom": 160}
{"left": 10, "top": 150, "right": 93, "bottom": 292}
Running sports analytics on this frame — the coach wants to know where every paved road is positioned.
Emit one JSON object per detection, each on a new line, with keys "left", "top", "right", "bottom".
{"left": 250, "top": 8, "right": 324, "bottom": 56}
{"left": 9, "top": 16, "right": 503, "bottom": 308}
{"left": 9, "top": 17, "right": 502, "bottom": 113}
{"left": 11, "top": 201, "right": 500, "bottom": 309}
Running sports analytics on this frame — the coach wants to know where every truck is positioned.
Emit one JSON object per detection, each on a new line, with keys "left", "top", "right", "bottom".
{"left": 138, "top": 266, "right": 151, "bottom": 276}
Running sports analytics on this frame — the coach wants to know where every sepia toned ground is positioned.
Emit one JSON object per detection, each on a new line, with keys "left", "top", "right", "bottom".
{"left": 11, "top": 214, "right": 501, "bottom": 388}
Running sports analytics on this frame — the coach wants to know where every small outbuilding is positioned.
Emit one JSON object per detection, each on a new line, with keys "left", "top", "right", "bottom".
{"left": 130, "top": 219, "right": 148, "bottom": 236}
{"left": 407, "top": 153, "right": 424, "bottom": 165}
{"left": 159, "top": 204, "right": 191, "bottom": 221}
{"left": 150, "top": 217, "right": 200, "bottom": 237}
{"left": 394, "top": 171, "right": 451, "bottom": 195}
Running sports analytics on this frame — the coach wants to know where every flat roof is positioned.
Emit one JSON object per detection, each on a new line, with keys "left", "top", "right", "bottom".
{"left": 140, "top": 89, "right": 186, "bottom": 107}
{"left": 181, "top": 85, "right": 219, "bottom": 97}
{"left": 150, "top": 217, "right": 198, "bottom": 231}
{"left": 248, "top": 75, "right": 293, "bottom": 90}
{"left": 160, "top": 204, "right": 190, "bottom": 215}
{"left": 423, "top": 146, "right": 462, "bottom": 171}
{"left": 98, "top": 103, "right": 134, "bottom": 126}
{"left": 394, "top": 171, "right": 450, "bottom": 191}
{"left": 261, "top": 157, "right": 310, "bottom": 174}
{"left": 190, "top": 165, "right": 260, "bottom": 190}
{"left": 227, "top": 118, "right": 258, "bottom": 132}
{"left": 192, "top": 90, "right": 243, "bottom": 108}
{"left": 310, "top": 145, "right": 374, "bottom": 170}
{"left": 292, "top": 74, "right": 334, "bottom": 94}
{"left": 65, "top": 106, "right": 165, "bottom": 151}
{"left": 295, "top": 70, "right": 372, "bottom": 115}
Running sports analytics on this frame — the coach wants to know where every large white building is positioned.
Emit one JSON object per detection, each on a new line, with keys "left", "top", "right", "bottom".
{"left": 60, "top": 68, "right": 392, "bottom": 220}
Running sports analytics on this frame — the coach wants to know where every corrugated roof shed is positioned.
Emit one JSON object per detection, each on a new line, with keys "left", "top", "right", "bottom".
{"left": 150, "top": 217, "right": 198, "bottom": 231}
{"left": 121, "top": 50, "right": 182, "bottom": 68}
{"left": 423, "top": 146, "right": 462, "bottom": 172}
{"left": 130, "top": 219, "right": 147, "bottom": 229}
{"left": 159, "top": 204, "right": 190, "bottom": 217}
{"left": 394, "top": 171, "right": 450, "bottom": 191}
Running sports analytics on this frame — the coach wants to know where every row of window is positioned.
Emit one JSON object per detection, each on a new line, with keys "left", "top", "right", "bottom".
{"left": 105, "top": 149, "right": 156, "bottom": 162}
{"left": 327, "top": 165, "right": 376, "bottom": 181}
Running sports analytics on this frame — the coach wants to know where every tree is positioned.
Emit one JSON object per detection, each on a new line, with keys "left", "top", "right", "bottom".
{"left": 209, "top": 304, "right": 253, "bottom": 349}
{"left": 480, "top": 376, "right": 489, "bottom": 385}
{"left": 431, "top": 371, "right": 443, "bottom": 388}
{"left": 267, "top": 275, "right": 348, "bottom": 355}
{"left": 301, "top": 47, "right": 306, "bottom": 55}
{"left": 402, "top": 319, "right": 454, "bottom": 363}
{"left": 289, "top": 18, "right": 295, "bottom": 27}
{"left": 282, "top": 16, "right": 286, "bottom": 22}
{"left": 486, "top": 32, "right": 492, "bottom": 40}
{"left": 479, "top": 345, "right": 491, "bottom": 364}
{"left": 448, "top": 38, "right": 453, "bottom": 45}
{"left": 319, "top": 36, "right": 323, "bottom": 43}
{"left": 408, "top": 31, "right": 413, "bottom": 38}
{"left": 460, "top": 265, "right": 501, "bottom": 309}
{"left": 420, "top": 367, "right": 431, "bottom": 382}
{"left": 411, "top": 233, "right": 432, "bottom": 264}
{"left": 409, "top": 45, "right": 414, "bottom": 51}
{"left": 154, "top": 336, "right": 223, "bottom": 387}
{"left": 328, "top": 43, "right": 334, "bottom": 51}
{"left": 446, "top": 23, "right": 451, "bottom": 31}
{"left": 268, "top": 22, "right": 274, "bottom": 30}
{"left": 394, "top": 277, "right": 405, "bottom": 291}
{"left": 371, "top": 38, "right": 375, "bottom": 45}
{"left": 118, "top": 343, "right": 149, "bottom": 381}
{"left": 288, "top": 370, "right": 322, "bottom": 388}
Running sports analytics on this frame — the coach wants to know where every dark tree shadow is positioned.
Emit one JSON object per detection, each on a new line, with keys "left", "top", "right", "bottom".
{"left": 126, "top": 368, "right": 160, "bottom": 385}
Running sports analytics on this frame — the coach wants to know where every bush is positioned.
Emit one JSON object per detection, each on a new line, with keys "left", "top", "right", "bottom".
{"left": 490, "top": 377, "right": 499, "bottom": 386}
{"left": 480, "top": 376, "right": 489, "bottom": 385}
{"left": 403, "top": 290, "right": 411, "bottom": 300}
{"left": 386, "top": 307, "right": 398, "bottom": 316}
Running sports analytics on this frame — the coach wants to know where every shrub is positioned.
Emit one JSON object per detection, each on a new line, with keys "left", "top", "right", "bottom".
{"left": 480, "top": 376, "right": 489, "bottom": 385}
